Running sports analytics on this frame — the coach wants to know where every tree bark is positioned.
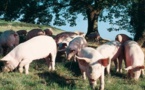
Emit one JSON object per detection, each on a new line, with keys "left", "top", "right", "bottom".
{"left": 86, "top": 9, "right": 100, "bottom": 36}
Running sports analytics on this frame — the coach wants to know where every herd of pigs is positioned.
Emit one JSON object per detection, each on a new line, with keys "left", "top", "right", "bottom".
{"left": 0, "top": 28, "right": 144, "bottom": 90}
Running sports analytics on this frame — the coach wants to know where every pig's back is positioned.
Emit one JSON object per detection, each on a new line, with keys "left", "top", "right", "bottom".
{"left": 96, "top": 41, "right": 121, "bottom": 58}
{"left": 124, "top": 41, "right": 144, "bottom": 66}
{"left": 14, "top": 35, "right": 57, "bottom": 60}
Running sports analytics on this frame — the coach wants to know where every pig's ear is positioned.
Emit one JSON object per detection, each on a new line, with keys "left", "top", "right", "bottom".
{"left": 75, "top": 55, "right": 91, "bottom": 64}
{"left": 125, "top": 66, "right": 144, "bottom": 71}
{"left": 137, "top": 66, "right": 145, "bottom": 69}
{"left": 133, "top": 66, "right": 145, "bottom": 72}
{"left": 124, "top": 66, "right": 133, "bottom": 71}
{"left": 98, "top": 58, "right": 109, "bottom": 67}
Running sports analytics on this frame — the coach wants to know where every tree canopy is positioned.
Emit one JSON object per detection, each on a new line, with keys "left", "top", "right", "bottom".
{"left": 129, "top": 0, "right": 145, "bottom": 41}
{"left": 0, "top": 0, "right": 144, "bottom": 39}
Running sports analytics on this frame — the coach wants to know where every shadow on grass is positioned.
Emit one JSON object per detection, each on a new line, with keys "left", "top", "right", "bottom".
{"left": 0, "top": 61, "right": 4, "bottom": 71}
{"left": 56, "top": 52, "right": 66, "bottom": 62}
{"left": 105, "top": 69, "right": 127, "bottom": 79}
{"left": 55, "top": 52, "right": 82, "bottom": 77}
{"left": 64, "top": 61, "right": 81, "bottom": 77}
{"left": 37, "top": 71, "right": 78, "bottom": 88}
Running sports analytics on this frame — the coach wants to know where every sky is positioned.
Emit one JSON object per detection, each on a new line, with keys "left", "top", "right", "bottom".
{"left": 51, "top": 14, "right": 133, "bottom": 41}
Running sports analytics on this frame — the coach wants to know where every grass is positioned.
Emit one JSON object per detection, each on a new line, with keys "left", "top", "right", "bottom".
{"left": 0, "top": 59, "right": 145, "bottom": 90}
{"left": 0, "top": 20, "right": 64, "bottom": 35}
{"left": 0, "top": 20, "right": 145, "bottom": 90}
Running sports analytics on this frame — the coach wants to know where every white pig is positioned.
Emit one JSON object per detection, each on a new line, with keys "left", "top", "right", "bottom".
{"left": 0, "top": 35, "right": 57, "bottom": 74}
{"left": 57, "top": 36, "right": 78, "bottom": 51}
{"left": 66, "top": 36, "right": 88, "bottom": 60}
{"left": 75, "top": 47, "right": 109, "bottom": 90}
{"left": 96, "top": 41, "right": 124, "bottom": 74}
{"left": 124, "top": 40, "right": 144, "bottom": 80}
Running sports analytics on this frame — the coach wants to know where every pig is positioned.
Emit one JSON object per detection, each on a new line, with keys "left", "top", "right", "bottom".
{"left": 54, "top": 31, "right": 78, "bottom": 44}
{"left": 26, "top": 29, "right": 45, "bottom": 40}
{"left": 115, "top": 34, "right": 132, "bottom": 44}
{"left": 57, "top": 36, "right": 78, "bottom": 51}
{"left": 0, "top": 35, "right": 57, "bottom": 74}
{"left": 57, "top": 35, "right": 81, "bottom": 58}
{"left": 0, "top": 30, "right": 19, "bottom": 56}
{"left": 17, "top": 30, "right": 27, "bottom": 43}
{"left": 65, "top": 36, "right": 88, "bottom": 60}
{"left": 75, "top": 47, "right": 109, "bottom": 90}
{"left": 17, "top": 30, "right": 27, "bottom": 36}
{"left": 55, "top": 32, "right": 82, "bottom": 51}
{"left": 124, "top": 40, "right": 144, "bottom": 80}
{"left": 74, "top": 31, "right": 85, "bottom": 37}
{"left": 96, "top": 41, "right": 124, "bottom": 74}
{"left": 44, "top": 28, "right": 53, "bottom": 36}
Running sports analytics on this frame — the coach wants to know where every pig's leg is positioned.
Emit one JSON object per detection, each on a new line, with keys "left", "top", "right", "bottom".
{"left": 51, "top": 53, "right": 56, "bottom": 71}
{"left": 118, "top": 56, "right": 123, "bottom": 73}
{"left": 99, "top": 71, "right": 105, "bottom": 90}
{"left": 19, "top": 59, "right": 31, "bottom": 74}
{"left": 82, "top": 70, "right": 86, "bottom": 80}
{"left": 24, "top": 63, "right": 30, "bottom": 74}
{"left": 45, "top": 54, "right": 56, "bottom": 71}
{"left": 141, "top": 69, "right": 144, "bottom": 77}
{"left": 106, "top": 59, "right": 111, "bottom": 75}
{"left": 113, "top": 59, "right": 118, "bottom": 72}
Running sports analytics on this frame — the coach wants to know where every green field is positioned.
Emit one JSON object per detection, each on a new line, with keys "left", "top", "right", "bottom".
{"left": 0, "top": 20, "right": 64, "bottom": 35}
{"left": 0, "top": 20, "right": 145, "bottom": 90}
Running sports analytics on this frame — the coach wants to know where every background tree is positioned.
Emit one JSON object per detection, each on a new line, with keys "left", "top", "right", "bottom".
{"left": 129, "top": 0, "right": 145, "bottom": 45}
{"left": 0, "top": 0, "right": 131, "bottom": 37}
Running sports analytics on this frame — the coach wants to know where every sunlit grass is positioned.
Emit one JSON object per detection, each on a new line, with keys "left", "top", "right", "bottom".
{"left": 0, "top": 20, "right": 64, "bottom": 35}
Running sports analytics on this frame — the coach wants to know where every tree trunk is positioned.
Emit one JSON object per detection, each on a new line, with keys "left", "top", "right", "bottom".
{"left": 86, "top": 9, "right": 100, "bottom": 36}
{"left": 133, "top": 0, "right": 145, "bottom": 46}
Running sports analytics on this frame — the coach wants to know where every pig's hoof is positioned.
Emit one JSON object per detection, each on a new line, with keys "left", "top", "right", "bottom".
{"left": 19, "top": 68, "right": 23, "bottom": 73}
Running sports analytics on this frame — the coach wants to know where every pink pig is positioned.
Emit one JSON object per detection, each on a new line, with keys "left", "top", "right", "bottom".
{"left": 96, "top": 41, "right": 124, "bottom": 74}
{"left": 54, "top": 32, "right": 78, "bottom": 44}
{"left": 55, "top": 32, "right": 82, "bottom": 55}
{"left": 75, "top": 47, "right": 109, "bottom": 90}
{"left": 124, "top": 40, "right": 144, "bottom": 80}
{"left": 0, "top": 35, "right": 57, "bottom": 74}
{"left": 115, "top": 34, "right": 132, "bottom": 44}
{"left": 66, "top": 36, "right": 88, "bottom": 60}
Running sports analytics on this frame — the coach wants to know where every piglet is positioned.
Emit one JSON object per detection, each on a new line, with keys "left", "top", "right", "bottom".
{"left": 0, "top": 35, "right": 57, "bottom": 74}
